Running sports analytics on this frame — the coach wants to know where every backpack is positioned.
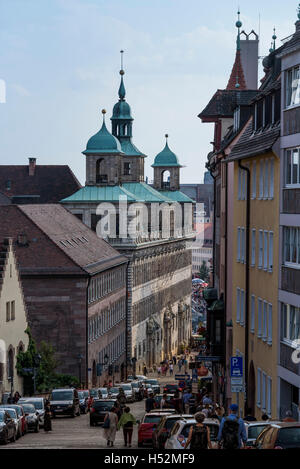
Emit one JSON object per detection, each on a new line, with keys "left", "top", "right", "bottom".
{"left": 221, "top": 417, "right": 240, "bottom": 449}
{"left": 190, "top": 424, "right": 208, "bottom": 450}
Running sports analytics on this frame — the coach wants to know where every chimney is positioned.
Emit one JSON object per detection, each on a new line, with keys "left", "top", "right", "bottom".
{"left": 28, "top": 157, "right": 36, "bottom": 176}
{"left": 240, "top": 31, "right": 259, "bottom": 89}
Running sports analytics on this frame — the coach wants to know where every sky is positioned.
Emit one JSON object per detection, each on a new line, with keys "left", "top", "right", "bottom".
{"left": 0, "top": 0, "right": 298, "bottom": 184}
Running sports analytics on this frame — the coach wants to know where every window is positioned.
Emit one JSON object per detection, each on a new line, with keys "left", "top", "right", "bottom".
{"left": 254, "top": 103, "right": 257, "bottom": 131}
{"left": 241, "top": 228, "right": 245, "bottom": 263}
{"left": 262, "top": 372, "right": 267, "bottom": 410}
{"left": 258, "top": 298, "right": 262, "bottom": 338}
{"left": 240, "top": 289, "right": 245, "bottom": 326}
{"left": 268, "top": 304, "right": 272, "bottom": 345}
{"left": 281, "top": 303, "right": 300, "bottom": 344}
{"left": 264, "top": 160, "right": 269, "bottom": 199}
{"left": 283, "top": 226, "right": 300, "bottom": 266}
{"left": 269, "top": 232, "right": 273, "bottom": 272}
{"left": 269, "top": 159, "right": 274, "bottom": 198}
{"left": 6, "top": 302, "right": 10, "bottom": 322}
{"left": 262, "top": 99, "right": 266, "bottom": 127}
{"left": 236, "top": 288, "right": 240, "bottom": 323}
{"left": 285, "top": 148, "right": 300, "bottom": 186}
{"left": 259, "top": 160, "right": 264, "bottom": 198}
{"left": 124, "top": 162, "right": 131, "bottom": 175}
{"left": 237, "top": 227, "right": 241, "bottom": 262}
{"left": 252, "top": 162, "right": 256, "bottom": 199}
{"left": 251, "top": 295, "right": 255, "bottom": 333}
{"left": 286, "top": 66, "right": 300, "bottom": 108}
{"left": 263, "top": 301, "right": 268, "bottom": 341}
{"left": 238, "top": 169, "right": 242, "bottom": 200}
{"left": 11, "top": 301, "right": 15, "bottom": 321}
{"left": 234, "top": 107, "right": 240, "bottom": 132}
{"left": 267, "top": 377, "right": 272, "bottom": 416}
{"left": 251, "top": 229, "right": 256, "bottom": 266}
{"left": 257, "top": 368, "right": 261, "bottom": 407}
{"left": 264, "top": 231, "right": 268, "bottom": 270}
{"left": 271, "top": 95, "right": 275, "bottom": 124}
{"left": 258, "top": 230, "right": 263, "bottom": 268}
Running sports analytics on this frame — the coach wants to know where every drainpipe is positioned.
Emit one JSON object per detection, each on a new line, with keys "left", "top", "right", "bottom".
{"left": 86, "top": 276, "right": 91, "bottom": 388}
{"left": 209, "top": 167, "right": 217, "bottom": 289}
{"left": 223, "top": 154, "right": 228, "bottom": 407}
{"left": 238, "top": 160, "right": 250, "bottom": 415}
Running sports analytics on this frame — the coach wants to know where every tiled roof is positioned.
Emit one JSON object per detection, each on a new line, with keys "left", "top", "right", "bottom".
{"left": 0, "top": 165, "right": 81, "bottom": 203}
{"left": 158, "top": 190, "right": 195, "bottom": 203}
{"left": 122, "top": 182, "right": 171, "bottom": 202}
{"left": 199, "top": 90, "right": 258, "bottom": 119}
{"left": 61, "top": 185, "right": 139, "bottom": 203}
{"left": 278, "top": 21, "right": 300, "bottom": 57}
{"left": 0, "top": 205, "right": 127, "bottom": 276}
{"left": 226, "top": 50, "right": 247, "bottom": 91}
{"left": 226, "top": 118, "right": 280, "bottom": 162}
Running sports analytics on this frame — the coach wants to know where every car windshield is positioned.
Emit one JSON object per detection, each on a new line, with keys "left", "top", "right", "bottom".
{"left": 99, "top": 389, "right": 107, "bottom": 394}
{"left": 278, "top": 427, "right": 300, "bottom": 446}
{"left": 21, "top": 400, "right": 43, "bottom": 410}
{"left": 81, "top": 391, "right": 89, "bottom": 398}
{"left": 144, "top": 415, "right": 162, "bottom": 424}
{"left": 90, "top": 390, "right": 98, "bottom": 397}
{"left": 78, "top": 392, "right": 85, "bottom": 399}
{"left": 4, "top": 409, "right": 17, "bottom": 419}
{"left": 146, "top": 380, "right": 158, "bottom": 385}
{"left": 0, "top": 412, "right": 5, "bottom": 422}
{"left": 5, "top": 406, "right": 22, "bottom": 417}
{"left": 121, "top": 385, "right": 131, "bottom": 391}
{"left": 22, "top": 404, "right": 36, "bottom": 414}
{"left": 248, "top": 425, "right": 267, "bottom": 440}
{"left": 110, "top": 388, "right": 119, "bottom": 393}
{"left": 51, "top": 391, "right": 73, "bottom": 401}
{"left": 165, "top": 418, "right": 178, "bottom": 431}
{"left": 93, "top": 401, "right": 115, "bottom": 410}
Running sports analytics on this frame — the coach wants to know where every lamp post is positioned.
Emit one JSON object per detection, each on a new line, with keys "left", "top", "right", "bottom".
{"left": 77, "top": 354, "right": 83, "bottom": 387}
{"left": 97, "top": 354, "right": 109, "bottom": 385}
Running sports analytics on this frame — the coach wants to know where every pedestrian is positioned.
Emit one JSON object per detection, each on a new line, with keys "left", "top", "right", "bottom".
{"left": 188, "top": 394, "right": 197, "bottom": 414}
{"left": 103, "top": 406, "right": 118, "bottom": 447}
{"left": 145, "top": 393, "right": 156, "bottom": 412}
{"left": 13, "top": 391, "right": 21, "bottom": 403}
{"left": 160, "top": 393, "right": 169, "bottom": 409}
{"left": 143, "top": 364, "right": 148, "bottom": 376}
{"left": 7, "top": 393, "right": 14, "bottom": 404}
{"left": 170, "top": 392, "right": 183, "bottom": 414}
{"left": 184, "top": 412, "right": 212, "bottom": 449}
{"left": 282, "top": 410, "right": 296, "bottom": 422}
{"left": 178, "top": 359, "right": 182, "bottom": 372}
{"left": 183, "top": 389, "right": 192, "bottom": 414}
{"left": 157, "top": 366, "right": 161, "bottom": 376}
{"left": 169, "top": 364, "right": 174, "bottom": 376}
{"left": 117, "top": 406, "right": 136, "bottom": 448}
{"left": 173, "top": 355, "right": 177, "bottom": 365}
{"left": 243, "top": 408, "right": 257, "bottom": 422}
{"left": 217, "top": 404, "right": 247, "bottom": 449}
{"left": 44, "top": 400, "right": 52, "bottom": 432}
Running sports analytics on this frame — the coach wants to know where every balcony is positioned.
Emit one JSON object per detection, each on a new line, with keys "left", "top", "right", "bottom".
{"left": 281, "top": 266, "right": 300, "bottom": 295}
{"left": 280, "top": 342, "right": 300, "bottom": 375}
{"left": 282, "top": 188, "right": 300, "bottom": 214}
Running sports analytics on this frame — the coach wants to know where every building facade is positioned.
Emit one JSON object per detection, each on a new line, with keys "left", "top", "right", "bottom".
{"left": 278, "top": 16, "right": 300, "bottom": 420}
{"left": 62, "top": 67, "right": 194, "bottom": 373}
{"left": 0, "top": 238, "right": 29, "bottom": 399}
{"left": 0, "top": 204, "right": 128, "bottom": 387}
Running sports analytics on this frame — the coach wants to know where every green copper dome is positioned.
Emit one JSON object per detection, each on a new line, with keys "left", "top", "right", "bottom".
{"left": 83, "top": 117, "right": 122, "bottom": 155}
{"left": 152, "top": 138, "right": 181, "bottom": 168}
{"left": 112, "top": 100, "right": 132, "bottom": 120}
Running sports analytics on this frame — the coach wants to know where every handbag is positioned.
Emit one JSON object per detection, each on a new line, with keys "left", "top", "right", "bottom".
{"left": 103, "top": 413, "right": 110, "bottom": 429}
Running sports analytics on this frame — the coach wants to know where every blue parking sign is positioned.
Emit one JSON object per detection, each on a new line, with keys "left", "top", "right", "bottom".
{"left": 230, "top": 357, "right": 243, "bottom": 377}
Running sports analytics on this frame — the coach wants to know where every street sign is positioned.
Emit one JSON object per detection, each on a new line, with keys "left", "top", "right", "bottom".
{"left": 231, "top": 385, "right": 243, "bottom": 393}
{"left": 196, "top": 356, "right": 221, "bottom": 362}
{"left": 175, "top": 374, "right": 190, "bottom": 381}
{"left": 231, "top": 377, "right": 243, "bottom": 386}
{"left": 230, "top": 357, "right": 243, "bottom": 378}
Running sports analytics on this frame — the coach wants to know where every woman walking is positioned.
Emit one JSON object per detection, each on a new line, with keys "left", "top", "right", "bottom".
{"left": 184, "top": 412, "right": 212, "bottom": 450}
{"left": 117, "top": 407, "right": 136, "bottom": 447}
{"left": 44, "top": 400, "right": 52, "bottom": 432}
{"left": 103, "top": 406, "right": 118, "bottom": 447}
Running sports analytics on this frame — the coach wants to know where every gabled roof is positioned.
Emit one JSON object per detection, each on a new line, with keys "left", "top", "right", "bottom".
{"left": 0, "top": 165, "right": 81, "bottom": 204}
{"left": 226, "top": 118, "right": 280, "bottom": 162}
{"left": 0, "top": 205, "right": 127, "bottom": 276}
{"left": 278, "top": 21, "right": 300, "bottom": 57}
{"left": 199, "top": 90, "right": 258, "bottom": 119}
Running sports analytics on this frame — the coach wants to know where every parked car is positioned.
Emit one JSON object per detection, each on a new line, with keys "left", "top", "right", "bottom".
{"left": 0, "top": 404, "right": 27, "bottom": 435}
{"left": 143, "top": 384, "right": 154, "bottom": 398}
{"left": 138, "top": 412, "right": 172, "bottom": 447}
{"left": 98, "top": 388, "right": 109, "bottom": 399}
{"left": 0, "top": 410, "right": 16, "bottom": 444}
{"left": 152, "top": 414, "right": 193, "bottom": 449}
{"left": 165, "top": 417, "right": 220, "bottom": 449}
{"left": 119, "top": 383, "right": 135, "bottom": 403}
{"left": 21, "top": 403, "right": 39, "bottom": 433}
{"left": 109, "top": 387, "right": 120, "bottom": 399}
{"left": 77, "top": 391, "right": 89, "bottom": 414}
{"left": 1, "top": 393, "right": 10, "bottom": 405}
{"left": 244, "top": 421, "right": 280, "bottom": 447}
{"left": 135, "top": 375, "right": 147, "bottom": 382}
{"left": 18, "top": 397, "right": 45, "bottom": 427}
{"left": 254, "top": 422, "right": 300, "bottom": 449}
{"left": 131, "top": 381, "right": 144, "bottom": 401}
{"left": 89, "top": 399, "right": 116, "bottom": 426}
{"left": 163, "top": 383, "right": 180, "bottom": 395}
{"left": 1, "top": 408, "right": 21, "bottom": 439}
{"left": 145, "top": 379, "right": 160, "bottom": 395}
{"left": 50, "top": 388, "right": 80, "bottom": 418}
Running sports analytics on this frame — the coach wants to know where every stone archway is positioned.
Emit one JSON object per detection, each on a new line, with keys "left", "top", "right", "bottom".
{"left": 248, "top": 360, "right": 256, "bottom": 415}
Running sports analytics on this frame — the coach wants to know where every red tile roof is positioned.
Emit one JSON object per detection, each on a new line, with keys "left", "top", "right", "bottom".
{"left": 0, "top": 164, "right": 82, "bottom": 203}
{"left": 226, "top": 50, "right": 247, "bottom": 91}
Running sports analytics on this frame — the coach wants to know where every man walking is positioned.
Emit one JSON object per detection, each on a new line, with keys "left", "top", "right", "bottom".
{"left": 145, "top": 393, "right": 156, "bottom": 412}
{"left": 217, "top": 404, "right": 247, "bottom": 449}
{"left": 183, "top": 389, "right": 193, "bottom": 414}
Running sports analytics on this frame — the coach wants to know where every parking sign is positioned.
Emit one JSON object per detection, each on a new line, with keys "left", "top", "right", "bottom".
{"left": 230, "top": 357, "right": 243, "bottom": 378}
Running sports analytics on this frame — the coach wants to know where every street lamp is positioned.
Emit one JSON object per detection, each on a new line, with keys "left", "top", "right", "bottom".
{"left": 77, "top": 354, "right": 83, "bottom": 387}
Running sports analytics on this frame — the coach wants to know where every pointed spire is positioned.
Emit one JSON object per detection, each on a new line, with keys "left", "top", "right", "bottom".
{"left": 118, "top": 50, "right": 126, "bottom": 100}
{"left": 226, "top": 10, "right": 247, "bottom": 90}
{"left": 297, "top": 3, "right": 300, "bottom": 20}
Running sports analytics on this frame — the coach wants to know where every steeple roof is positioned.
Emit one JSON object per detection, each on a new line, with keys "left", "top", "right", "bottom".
{"left": 226, "top": 50, "right": 247, "bottom": 90}
{"left": 83, "top": 110, "right": 123, "bottom": 155}
{"left": 152, "top": 135, "right": 182, "bottom": 168}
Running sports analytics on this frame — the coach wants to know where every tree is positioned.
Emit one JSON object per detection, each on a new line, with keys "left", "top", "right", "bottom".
{"left": 198, "top": 260, "right": 210, "bottom": 282}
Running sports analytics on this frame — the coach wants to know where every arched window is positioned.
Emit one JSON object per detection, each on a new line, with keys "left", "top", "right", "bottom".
{"left": 161, "top": 170, "right": 171, "bottom": 189}
{"left": 96, "top": 159, "right": 108, "bottom": 183}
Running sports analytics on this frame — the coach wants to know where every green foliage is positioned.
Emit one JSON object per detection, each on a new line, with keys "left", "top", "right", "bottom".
{"left": 16, "top": 328, "right": 79, "bottom": 394}
{"left": 198, "top": 261, "right": 210, "bottom": 283}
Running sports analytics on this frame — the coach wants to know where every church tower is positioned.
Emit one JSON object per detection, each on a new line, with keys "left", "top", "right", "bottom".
{"left": 152, "top": 135, "right": 182, "bottom": 191}
{"left": 111, "top": 51, "right": 146, "bottom": 183}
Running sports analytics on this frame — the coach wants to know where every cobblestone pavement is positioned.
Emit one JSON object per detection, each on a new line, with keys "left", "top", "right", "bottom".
{"left": 3, "top": 365, "right": 186, "bottom": 449}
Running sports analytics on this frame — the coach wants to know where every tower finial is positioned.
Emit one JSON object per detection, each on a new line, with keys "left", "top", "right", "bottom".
{"left": 236, "top": 8, "right": 242, "bottom": 51}
{"left": 297, "top": 3, "right": 300, "bottom": 20}
{"left": 118, "top": 50, "right": 126, "bottom": 100}
{"left": 120, "top": 50, "right": 124, "bottom": 75}
{"left": 101, "top": 109, "right": 106, "bottom": 123}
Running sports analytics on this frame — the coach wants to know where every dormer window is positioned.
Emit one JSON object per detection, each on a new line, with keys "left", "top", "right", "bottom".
{"left": 124, "top": 163, "right": 131, "bottom": 175}
{"left": 286, "top": 66, "right": 300, "bottom": 108}
{"left": 262, "top": 99, "right": 266, "bottom": 127}
{"left": 233, "top": 107, "right": 240, "bottom": 132}
{"left": 254, "top": 103, "right": 257, "bottom": 131}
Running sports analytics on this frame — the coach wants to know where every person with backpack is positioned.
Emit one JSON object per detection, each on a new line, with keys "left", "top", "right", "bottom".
{"left": 117, "top": 406, "right": 136, "bottom": 448}
{"left": 184, "top": 412, "right": 212, "bottom": 449}
{"left": 217, "top": 404, "right": 247, "bottom": 449}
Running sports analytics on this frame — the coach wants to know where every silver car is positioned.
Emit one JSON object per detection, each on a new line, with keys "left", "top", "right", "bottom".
{"left": 165, "top": 417, "right": 220, "bottom": 449}
{"left": 120, "top": 384, "right": 134, "bottom": 403}
{"left": 1, "top": 408, "right": 21, "bottom": 439}
{"left": 244, "top": 420, "right": 281, "bottom": 447}
{"left": 18, "top": 398, "right": 45, "bottom": 427}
